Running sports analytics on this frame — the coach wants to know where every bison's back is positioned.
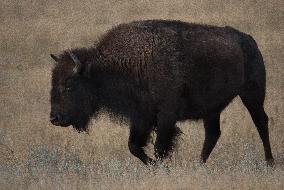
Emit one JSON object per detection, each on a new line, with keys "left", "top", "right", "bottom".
{"left": 96, "top": 20, "right": 244, "bottom": 75}
{"left": 96, "top": 20, "right": 181, "bottom": 69}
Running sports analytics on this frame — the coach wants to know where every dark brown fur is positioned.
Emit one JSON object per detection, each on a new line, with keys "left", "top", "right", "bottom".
{"left": 49, "top": 20, "right": 274, "bottom": 166}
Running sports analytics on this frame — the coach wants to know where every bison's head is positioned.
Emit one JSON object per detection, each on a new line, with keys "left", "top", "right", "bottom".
{"left": 49, "top": 51, "right": 97, "bottom": 132}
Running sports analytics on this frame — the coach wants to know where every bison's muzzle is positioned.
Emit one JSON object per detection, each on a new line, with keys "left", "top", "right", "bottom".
{"left": 50, "top": 112, "right": 71, "bottom": 127}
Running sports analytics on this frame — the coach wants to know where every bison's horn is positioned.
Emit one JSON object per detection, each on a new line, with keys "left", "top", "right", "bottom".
{"left": 50, "top": 54, "right": 59, "bottom": 62}
{"left": 68, "top": 51, "right": 82, "bottom": 74}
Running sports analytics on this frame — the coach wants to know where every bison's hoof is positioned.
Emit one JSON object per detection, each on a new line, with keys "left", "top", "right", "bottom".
{"left": 266, "top": 158, "right": 275, "bottom": 167}
{"left": 147, "top": 158, "right": 157, "bottom": 166}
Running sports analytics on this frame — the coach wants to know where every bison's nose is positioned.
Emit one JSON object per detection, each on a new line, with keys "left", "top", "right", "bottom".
{"left": 50, "top": 113, "right": 62, "bottom": 125}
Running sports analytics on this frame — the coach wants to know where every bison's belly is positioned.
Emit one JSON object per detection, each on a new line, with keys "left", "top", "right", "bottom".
{"left": 179, "top": 89, "right": 239, "bottom": 120}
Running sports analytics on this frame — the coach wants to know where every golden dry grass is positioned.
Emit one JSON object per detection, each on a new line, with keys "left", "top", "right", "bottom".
{"left": 0, "top": 0, "right": 283, "bottom": 189}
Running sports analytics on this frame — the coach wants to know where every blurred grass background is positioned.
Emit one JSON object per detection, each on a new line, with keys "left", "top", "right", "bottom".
{"left": 0, "top": 0, "right": 283, "bottom": 189}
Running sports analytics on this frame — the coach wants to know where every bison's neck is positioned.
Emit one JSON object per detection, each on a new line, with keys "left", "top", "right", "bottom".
{"left": 80, "top": 48, "right": 148, "bottom": 118}
{"left": 93, "top": 71, "right": 143, "bottom": 119}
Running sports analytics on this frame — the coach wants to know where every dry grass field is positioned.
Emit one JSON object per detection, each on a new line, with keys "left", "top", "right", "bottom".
{"left": 0, "top": 0, "right": 283, "bottom": 189}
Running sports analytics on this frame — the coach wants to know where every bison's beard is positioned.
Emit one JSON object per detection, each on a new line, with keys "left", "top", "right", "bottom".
{"left": 72, "top": 114, "right": 90, "bottom": 133}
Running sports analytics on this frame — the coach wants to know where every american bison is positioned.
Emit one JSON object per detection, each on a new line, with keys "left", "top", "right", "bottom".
{"left": 49, "top": 20, "right": 274, "bottom": 166}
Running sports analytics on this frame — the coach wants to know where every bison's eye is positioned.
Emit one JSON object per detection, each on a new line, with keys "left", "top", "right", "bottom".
{"left": 65, "top": 86, "right": 73, "bottom": 92}
{"left": 66, "top": 87, "right": 71, "bottom": 91}
{"left": 64, "top": 79, "right": 74, "bottom": 92}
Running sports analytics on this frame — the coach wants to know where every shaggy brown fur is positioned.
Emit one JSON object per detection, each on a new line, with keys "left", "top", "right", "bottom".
{"left": 49, "top": 20, "right": 274, "bottom": 166}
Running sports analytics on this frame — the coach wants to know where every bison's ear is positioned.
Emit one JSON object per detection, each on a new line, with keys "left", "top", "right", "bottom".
{"left": 50, "top": 54, "right": 59, "bottom": 62}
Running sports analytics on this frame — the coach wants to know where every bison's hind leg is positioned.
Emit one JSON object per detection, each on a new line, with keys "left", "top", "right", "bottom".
{"left": 239, "top": 81, "right": 274, "bottom": 166}
{"left": 201, "top": 113, "right": 221, "bottom": 163}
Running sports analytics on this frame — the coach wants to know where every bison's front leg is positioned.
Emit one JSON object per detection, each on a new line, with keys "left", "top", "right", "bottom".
{"left": 201, "top": 113, "right": 221, "bottom": 163}
{"left": 128, "top": 121, "right": 155, "bottom": 165}
{"left": 154, "top": 111, "right": 180, "bottom": 161}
